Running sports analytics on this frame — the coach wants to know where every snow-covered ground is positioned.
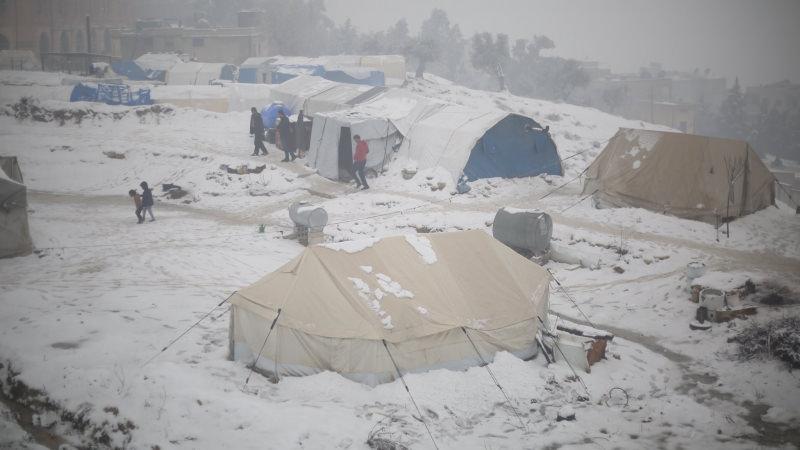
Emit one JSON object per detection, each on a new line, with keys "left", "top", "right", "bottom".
{"left": 1, "top": 70, "right": 799, "bottom": 449}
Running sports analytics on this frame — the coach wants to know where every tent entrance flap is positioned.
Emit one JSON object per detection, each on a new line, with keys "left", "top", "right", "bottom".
{"left": 338, "top": 126, "right": 354, "bottom": 181}
{"left": 462, "top": 115, "right": 562, "bottom": 181}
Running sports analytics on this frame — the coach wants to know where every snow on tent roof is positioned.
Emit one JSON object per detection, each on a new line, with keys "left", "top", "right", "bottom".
{"left": 135, "top": 53, "right": 183, "bottom": 71}
{"left": 228, "top": 230, "right": 550, "bottom": 385}
{"left": 397, "top": 104, "right": 562, "bottom": 182}
{"left": 304, "top": 83, "right": 378, "bottom": 116}
{"left": 397, "top": 105, "right": 506, "bottom": 180}
{"left": 271, "top": 75, "right": 383, "bottom": 116}
{"left": 270, "top": 75, "right": 338, "bottom": 111}
{"left": 582, "top": 128, "right": 776, "bottom": 223}
{"left": 240, "top": 57, "right": 272, "bottom": 68}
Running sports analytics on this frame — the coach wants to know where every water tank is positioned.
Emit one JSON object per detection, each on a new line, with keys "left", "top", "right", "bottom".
{"left": 289, "top": 202, "right": 328, "bottom": 231}
{"left": 492, "top": 207, "right": 552, "bottom": 254}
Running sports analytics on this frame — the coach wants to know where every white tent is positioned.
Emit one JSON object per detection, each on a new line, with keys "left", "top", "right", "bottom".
{"left": 269, "top": 75, "right": 337, "bottom": 112}
{"left": 135, "top": 53, "right": 183, "bottom": 72}
{"left": 270, "top": 75, "right": 383, "bottom": 117}
{"left": 306, "top": 90, "right": 442, "bottom": 180}
{"left": 229, "top": 230, "right": 550, "bottom": 385}
{"left": 304, "top": 84, "right": 380, "bottom": 117}
{"left": 397, "top": 104, "right": 511, "bottom": 182}
{"left": 151, "top": 85, "right": 231, "bottom": 112}
{"left": 166, "top": 62, "right": 234, "bottom": 85}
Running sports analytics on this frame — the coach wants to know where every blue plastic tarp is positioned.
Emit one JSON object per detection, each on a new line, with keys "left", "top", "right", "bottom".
{"left": 239, "top": 68, "right": 258, "bottom": 83}
{"left": 69, "top": 83, "right": 152, "bottom": 106}
{"left": 111, "top": 61, "right": 149, "bottom": 81}
{"left": 261, "top": 102, "right": 292, "bottom": 129}
{"left": 270, "top": 64, "right": 325, "bottom": 84}
{"left": 462, "top": 115, "right": 562, "bottom": 181}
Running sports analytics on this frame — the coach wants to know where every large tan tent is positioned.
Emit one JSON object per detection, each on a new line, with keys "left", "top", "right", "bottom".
{"left": 0, "top": 156, "right": 33, "bottom": 258}
{"left": 582, "top": 129, "right": 775, "bottom": 224}
{"left": 229, "top": 230, "right": 550, "bottom": 385}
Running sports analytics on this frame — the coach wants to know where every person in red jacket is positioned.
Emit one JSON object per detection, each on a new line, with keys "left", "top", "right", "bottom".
{"left": 352, "top": 134, "right": 369, "bottom": 190}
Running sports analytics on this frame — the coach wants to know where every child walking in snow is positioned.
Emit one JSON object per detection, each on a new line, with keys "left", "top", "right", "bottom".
{"left": 129, "top": 189, "right": 144, "bottom": 224}
{"left": 140, "top": 181, "right": 155, "bottom": 222}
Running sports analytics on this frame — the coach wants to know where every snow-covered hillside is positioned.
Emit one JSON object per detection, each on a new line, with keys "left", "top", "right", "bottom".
{"left": 0, "top": 70, "right": 798, "bottom": 449}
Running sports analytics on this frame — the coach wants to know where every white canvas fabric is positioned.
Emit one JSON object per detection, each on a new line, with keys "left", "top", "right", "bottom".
{"left": 582, "top": 128, "right": 776, "bottom": 223}
{"left": 166, "top": 62, "right": 231, "bottom": 85}
{"left": 269, "top": 75, "right": 338, "bottom": 112}
{"left": 135, "top": 53, "right": 183, "bottom": 72}
{"left": 229, "top": 230, "right": 550, "bottom": 385}
{"left": 306, "top": 110, "right": 399, "bottom": 179}
{"left": 0, "top": 162, "right": 33, "bottom": 258}
{"left": 396, "top": 104, "right": 510, "bottom": 182}
{"left": 305, "top": 90, "right": 439, "bottom": 179}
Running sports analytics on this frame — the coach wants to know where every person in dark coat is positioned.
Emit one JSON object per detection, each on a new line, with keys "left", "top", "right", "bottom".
{"left": 249, "top": 107, "right": 268, "bottom": 156}
{"left": 277, "top": 111, "right": 296, "bottom": 162}
{"left": 295, "top": 110, "right": 309, "bottom": 158}
{"left": 140, "top": 181, "right": 155, "bottom": 222}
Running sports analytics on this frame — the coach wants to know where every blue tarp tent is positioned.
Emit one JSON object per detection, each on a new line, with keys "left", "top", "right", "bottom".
{"left": 111, "top": 60, "right": 167, "bottom": 82}
{"left": 270, "top": 64, "right": 325, "bottom": 84}
{"left": 69, "top": 83, "right": 152, "bottom": 106}
{"left": 399, "top": 104, "right": 562, "bottom": 183}
{"left": 260, "top": 102, "right": 292, "bottom": 129}
{"left": 111, "top": 61, "right": 150, "bottom": 80}
{"left": 321, "top": 67, "right": 385, "bottom": 87}
{"left": 239, "top": 57, "right": 272, "bottom": 84}
{"left": 463, "top": 115, "right": 561, "bottom": 180}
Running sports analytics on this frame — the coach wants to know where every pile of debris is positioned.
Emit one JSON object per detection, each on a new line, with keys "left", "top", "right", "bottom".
{"left": 730, "top": 316, "right": 800, "bottom": 369}
{"left": 0, "top": 97, "right": 173, "bottom": 125}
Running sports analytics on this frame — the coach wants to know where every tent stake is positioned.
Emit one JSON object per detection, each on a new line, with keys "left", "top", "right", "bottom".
{"left": 244, "top": 308, "right": 282, "bottom": 386}
{"left": 382, "top": 340, "right": 439, "bottom": 450}
{"left": 142, "top": 292, "right": 235, "bottom": 367}
{"left": 461, "top": 327, "right": 528, "bottom": 431}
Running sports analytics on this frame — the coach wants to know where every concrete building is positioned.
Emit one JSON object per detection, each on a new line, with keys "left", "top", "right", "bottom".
{"left": 0, "top": 0, "right": 205, "bottom": 57}
{"left": 112, "top": 22, "right": 266, "bottom": 64}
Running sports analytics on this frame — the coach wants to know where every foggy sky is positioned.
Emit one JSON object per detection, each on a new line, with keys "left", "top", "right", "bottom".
{"left": 326, "top": 0, "right": 800, "bottom": 87}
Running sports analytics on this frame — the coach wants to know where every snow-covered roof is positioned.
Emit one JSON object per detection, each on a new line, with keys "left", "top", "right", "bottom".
{"left": 135, "top": 53, "right": 184, "bottom": 72}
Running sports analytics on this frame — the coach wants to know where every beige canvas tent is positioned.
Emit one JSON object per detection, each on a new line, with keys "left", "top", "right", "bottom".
{"left": 229, "top": 230, "right": 550, "bottom": 385}
{"left": 0, "top": 156, "right": 33, "bottom": 258}
{"left": 582, "top": 129, "right": 775, "bottom": 223}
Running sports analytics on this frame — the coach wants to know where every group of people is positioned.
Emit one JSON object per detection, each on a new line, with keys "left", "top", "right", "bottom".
{"left": 250, "top": 107, "right": 309, "bottom": 162}
{"left": 128, "top": 181, "right": 155, "bottom": 224}
{"left": 249, "top": 106, "right": 371, "bottom": 190}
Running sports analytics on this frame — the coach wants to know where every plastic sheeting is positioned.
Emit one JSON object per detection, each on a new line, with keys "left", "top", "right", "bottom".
{"left": 260, "top": 102, "right": 292, "bottom": 129}
{"left": 398, "top": 106, "right": 561, "bottom": 183}
{"left": 463, "top": 115, "right": 562, "bottom": 180}
{"left": 321, "top": 67, "right": 385, "bottom": 87}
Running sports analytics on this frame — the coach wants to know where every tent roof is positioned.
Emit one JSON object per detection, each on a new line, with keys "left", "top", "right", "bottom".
{"left": 582, "top": 128, "right": 776, "bottom": 222}
{"left": 135, "top": 53, "right": 183, "bottom": 71}
{"left": 240, "top": 57, "right": 272, "bottom": 68}
{"left": 398, "top": 104, "right": 515, "bottom": 181}
{"left": 230, "top": 230, "right": 549, "bottom": 343}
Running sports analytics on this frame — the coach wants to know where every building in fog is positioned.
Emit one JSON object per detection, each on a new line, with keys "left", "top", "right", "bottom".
{"left": 570, "top": 62, "right": 727, "bottom": 133}
{"left": 744, "top": 80, "right": 800, "bottom": 116}
{"left": 0, "top": 0, "right": 135, "bottom": 56}
{"left": 112, "top": 20, "right": 266, "bottom": 64}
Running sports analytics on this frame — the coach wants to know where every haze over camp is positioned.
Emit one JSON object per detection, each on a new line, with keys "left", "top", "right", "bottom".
{"left": 0, "top": 1, "right": 799, "bottom": 449}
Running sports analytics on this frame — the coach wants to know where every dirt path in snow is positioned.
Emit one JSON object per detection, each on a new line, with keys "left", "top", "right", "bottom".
{"left": 553, "top": 310, "right": 800, "bottom": 447}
